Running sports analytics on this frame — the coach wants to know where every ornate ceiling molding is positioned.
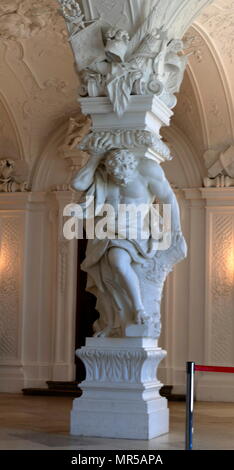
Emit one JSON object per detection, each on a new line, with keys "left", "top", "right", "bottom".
{"left": 178, "top": 17, "right": 234, "bottom": 156}
{"left": 2, "top": 0, "right": 234, "bottom": 191}
{"left": 0, "top": 17, "right": 79, "bottom": 169}
{"left": 0, "top": 0, "right": 60, "bottom": 40}
{"left": 163, "top": 124, "right": 204, "bottom": 187}
{"left": 193, "top": 22, "right": 234, "bottom": 141}
{"left": 197, "top": 0, "right": 234, "bottom": 63}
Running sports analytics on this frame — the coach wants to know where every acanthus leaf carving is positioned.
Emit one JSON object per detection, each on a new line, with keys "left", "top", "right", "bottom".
{"left": 79, "top": 129, "right": 172, "bottom": 162}
{"left": 77, "top": 346, "right": 166, "bottom": 384}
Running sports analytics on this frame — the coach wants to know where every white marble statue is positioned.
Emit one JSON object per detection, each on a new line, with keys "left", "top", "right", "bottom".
{"left": 58, "top": 0, "right": 212, "bottom": 441}
{"left": 71, "top": 146, "right": 187, "bottom": 338}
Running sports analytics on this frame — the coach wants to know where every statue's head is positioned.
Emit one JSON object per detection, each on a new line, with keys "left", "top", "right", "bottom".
{"left": 105, "top": 149, "right": 138, "bottom": 186}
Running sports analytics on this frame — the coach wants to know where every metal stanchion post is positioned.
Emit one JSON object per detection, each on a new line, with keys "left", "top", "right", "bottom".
{"left": 185, "top": 361, "right": 195, "bottom": 450}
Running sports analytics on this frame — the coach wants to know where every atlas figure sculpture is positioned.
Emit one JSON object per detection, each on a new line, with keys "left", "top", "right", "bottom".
{"left": 71, "top": 141, "right": 187, "bottom": 338}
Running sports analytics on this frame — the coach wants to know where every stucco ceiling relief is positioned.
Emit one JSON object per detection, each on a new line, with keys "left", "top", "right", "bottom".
{"left": 198, "top": 0, "right": 234, "bottom": 62}
{"left": 0, "top": 0, "right": 60, "bottom": 40}
{"left": 0, "top": 0, "right": 233, "bottom": 190}
{"left": 0, "top": 1, "right": 80, "bottom": 169}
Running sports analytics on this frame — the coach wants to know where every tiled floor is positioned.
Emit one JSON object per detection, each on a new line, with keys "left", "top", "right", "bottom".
{"left": 0, "top": 394, "right": 234, "bottom": 450}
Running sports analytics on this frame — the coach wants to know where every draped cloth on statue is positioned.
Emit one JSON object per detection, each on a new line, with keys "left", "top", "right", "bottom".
{"left": 78, "top": 167, "right": 158, "bottom": 331}
{"left": 106, "top": 64, "right": 141, "bottom": 116}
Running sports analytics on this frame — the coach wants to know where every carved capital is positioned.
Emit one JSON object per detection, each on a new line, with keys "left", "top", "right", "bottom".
{"left": 79, "top": 129, "right": 172, "bottom": 163}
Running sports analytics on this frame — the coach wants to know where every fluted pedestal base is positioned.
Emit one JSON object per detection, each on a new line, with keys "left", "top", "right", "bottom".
{"left": 70, "top": 338, "right": 169, "bottom": 440}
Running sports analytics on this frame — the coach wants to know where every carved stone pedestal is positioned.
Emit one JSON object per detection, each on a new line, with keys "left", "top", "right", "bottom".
{"left": 71, "top": 337, "right": 169, "bottom": 440}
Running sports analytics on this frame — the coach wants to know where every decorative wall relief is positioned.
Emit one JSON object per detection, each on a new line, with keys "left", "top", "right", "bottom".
{"left": 210, "top": 213, "right": 234, "bottom": 364}
{"left": 60, "top": 115, "right": 91, "bottom": 157}
{"left": 204, "top": 145, "right": 234, "bottom": 187}
{"left": 208, "top": 100, "right": 225, "bottom": 131}
{"left": 82, "top": 0, "right": 214, "bottom": 39}
{"left": 183, "top": 29, "right": 205, "bottom": 64}
{"left": 198, "top": 0, "right": 234, "bottom": 62}
{"left": 0, "top": 215, "right": 22, "bottom": 359}
{"left": 57, "top": 114, "right": 91, "bottom": 190}
{"left": 0, "top": 0, "right": 79, "bottom": 168}
{"left": 0, "top": 159, "right": 29, "bottom": 192}
{"left": 0, "top": 0, "right": 59, "bottom": 40}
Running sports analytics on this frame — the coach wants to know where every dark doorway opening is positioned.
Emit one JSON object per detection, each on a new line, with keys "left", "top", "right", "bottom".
{"left": 75, "top": 237, "right": 99, "bottom": 382}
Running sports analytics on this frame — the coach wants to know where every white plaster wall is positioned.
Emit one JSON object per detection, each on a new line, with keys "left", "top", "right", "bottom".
{"left": 196, "top": 189, "right": 234, "bottom": 401}
{"left": 0, "top": 190, "right": 78, "bottom": 391}
{"left": 159, "top": 187, "right": 234, "bottom": 401}
{"left": 0, "top": 194, "right": 27, "bottom": 391}
{"left": 158, "top": 156, "right": 206, "bottom": 396}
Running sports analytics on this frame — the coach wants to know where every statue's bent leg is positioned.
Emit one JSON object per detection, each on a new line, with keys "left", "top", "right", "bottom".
{"left": 108, "top": 247, "right": 148, "bottom": 324}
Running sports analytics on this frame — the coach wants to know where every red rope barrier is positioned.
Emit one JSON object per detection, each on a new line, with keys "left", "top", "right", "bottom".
{"left": 195, "top": 365, "right": 234, "bottom": 374}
